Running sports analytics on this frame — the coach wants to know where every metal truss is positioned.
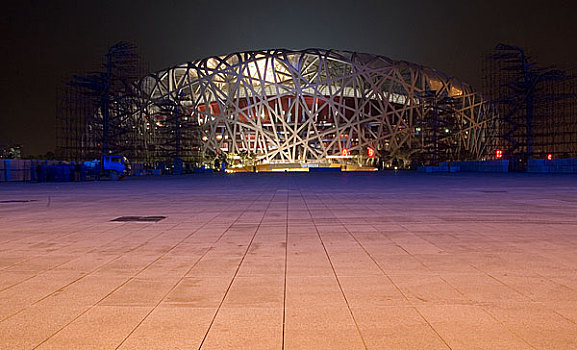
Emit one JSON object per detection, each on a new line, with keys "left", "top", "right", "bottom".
{"left": 137, "top": 49, "right": 496, "bottom": 167}
{"left": 483, "top": 44, "right": 577, "bottom": 166}
{"left": 58, "top": 42, "right": 151, "bottom": 162}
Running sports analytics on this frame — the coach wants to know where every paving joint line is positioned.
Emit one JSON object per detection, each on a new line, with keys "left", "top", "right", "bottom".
{"left": 477, "top": 266, "right": 577, "bottom": 327}
{"left": 393, "top": 224, "right": 542, "bottom": 349}
{"left": 315, "top": 192, "right": 454, "bottom": 350}
{"left": 0, "top": 223, "right": 155, "bottom": 293}
{"left": 281, "top": 180, "right": 290, "bottom": 350}
{"left": 30, "top": 215, "right": 223, "bottom": 350}
{"left": 0, "top": 223, "right": 170, "bottom": 323}
{"left": 196, "top": 190, "right": 276, "bottom": 350}
{"left": 0, "top": 222, "right": 109, "bottom": 272}
{"left": 302, "top": 192, "right": 369, "bottom": 350}
{"left": 112, "top": 197, "right": 273, "bottom": 349}
{"left": 381, "top": 213, "right": 538, "bottom": 349}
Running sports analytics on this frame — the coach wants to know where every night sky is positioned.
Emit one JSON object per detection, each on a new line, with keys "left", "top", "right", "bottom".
{"left": 2, "top": 0, "right": 576, "bottom": 156}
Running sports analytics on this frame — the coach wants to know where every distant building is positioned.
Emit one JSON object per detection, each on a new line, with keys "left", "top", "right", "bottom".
{"left": 0, "top": 144, "right": 21, "bottom": 159}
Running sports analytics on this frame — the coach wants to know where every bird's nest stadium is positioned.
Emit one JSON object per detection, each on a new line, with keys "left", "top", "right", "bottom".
{"left": 139, "top": 49, "right": 494, "bottom": 170}
{"left": 61, "top": 48, "right": 496, "bottom": 171}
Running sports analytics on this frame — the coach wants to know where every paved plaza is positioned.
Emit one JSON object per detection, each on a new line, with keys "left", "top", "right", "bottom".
{"left": 1, "top": 172, "right": 577, "bottom": 349}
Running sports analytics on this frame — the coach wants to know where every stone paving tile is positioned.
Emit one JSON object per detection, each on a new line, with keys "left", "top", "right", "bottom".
{"left": 0, "top": 270, "right": 89, "bottom": 320}
{"left": 36, "top": 306, "right": 151, "bottom": 350}
{"left": 351, "top": 306, "right": 451, "bottom": 350}
{"left": 415, "top": 304, "right": 532, "bottom": 349}
{"left": 1, "top": 173, "right": 577, "bottom": 349}
{"left": 163, "top": 277, "right": 231, "bottom": 308}
{"left": 117, "top": 306, "right": 214, "bottom": 349}
{"left": 286, "top": 276, "right": 345, "bottom": 306}
{"left": 390, "top": 273, "right": 470, "bottom": 304}
{"left": 200, "top": 307, "right": 283, "bottom": 350}
{"left": 546, "top": 301, "right": 577, "bottom": 324}
{"left": 99, "top": 277, "right": 179, "bottom": 307}
{"left": 484, "top": 303, "right": 577, "bottom": 349}
{"left": 441, "top": 272, "right": 529, "bottom": 303}
{"left": 0, "top": 303, "right": 88, "bottom": 349}
{"left": 337, "top": 276, "right": 406, "bottom": 307}
{"left": 222, "top": 276, "right": 284, "bottom": 308}
{"left": 284, "top": 305, "right": 366, "bottom": 350}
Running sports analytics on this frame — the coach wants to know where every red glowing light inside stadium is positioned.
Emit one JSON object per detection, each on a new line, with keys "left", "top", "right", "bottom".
{"left": 367, "top": 147, "right": 375, "bottom": 158}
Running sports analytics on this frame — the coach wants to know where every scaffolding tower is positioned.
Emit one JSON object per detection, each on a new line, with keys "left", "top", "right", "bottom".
{"left": 140, "top": 90, "right": 203, "bottom": 170}
{"left": 58, "top": 42, "right": 202, "bottom": 168}
{"left": 57, "top": 42, "right": 150, "bottom": 162}
{"left": 483, "top": 44, "right": 577, "bottom": 169}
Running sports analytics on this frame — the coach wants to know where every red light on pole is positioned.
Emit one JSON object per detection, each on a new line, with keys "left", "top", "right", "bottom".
{"left": 341, "top": 148, "right": 349, "bottom": 156}
{"left": 496, "top": 150, "right": 503, "bottom": 159}
{"left": 367, "top": 147, "right": 375, "bottom": 158}
{"left": 547, "top": 154, "right": 553, "bottom": 161}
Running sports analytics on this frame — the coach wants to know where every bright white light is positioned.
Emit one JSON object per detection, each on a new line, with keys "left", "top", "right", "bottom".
{"left": 243, "top": 57, "right": 290, "bottom": 84}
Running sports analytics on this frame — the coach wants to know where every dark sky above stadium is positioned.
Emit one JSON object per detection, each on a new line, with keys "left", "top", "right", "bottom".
{"left": 2, "top": 0, "right": 576, "bottom": 155}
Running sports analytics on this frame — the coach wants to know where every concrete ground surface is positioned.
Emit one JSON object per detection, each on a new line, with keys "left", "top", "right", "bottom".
{"left": 0, "top": 172, "right": 577, "bottom": 350}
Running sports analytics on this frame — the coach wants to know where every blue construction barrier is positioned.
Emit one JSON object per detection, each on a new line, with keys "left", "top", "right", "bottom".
{"left": 309, "top": 167, "right": 341, "bottom": 172}
{"left": 418, "top": 165, "right": 460, "bottom": 173}
{"left": 1, "top": 159, "right": 75, "bottom": 182}
{"left": 0, "top": 159, "right": 167, "bottom": 182}
{"left": 418, "top": 160, "right": 509, "bottom": 173}
{"left": 527, "top": 158, "right": 577, "bottom": 173}
{"left": 443, "top": 160, "right": 509, "bottom": 173}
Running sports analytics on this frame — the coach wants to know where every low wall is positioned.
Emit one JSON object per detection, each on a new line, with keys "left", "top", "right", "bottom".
{"left": 417, "top": 165, "right": 460, "bottom": 173}
{"left": 442, "top": 160, "right": 509, "bottom": 173}
{"left": 0, "top": 159, "right": 150, "bottom": 182}
{"left": 419, "top": 160, "right": 509, "bottom": 173}
{"left": 527, "top": 158, "right": 577, "bottom": 173}
{"left": 1, "top": 159, "right": 73, "bottom": 182}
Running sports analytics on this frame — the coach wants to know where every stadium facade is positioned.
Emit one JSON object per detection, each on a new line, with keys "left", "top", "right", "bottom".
{"left": 139, "top": 49, "right": 495, "bottom": 169}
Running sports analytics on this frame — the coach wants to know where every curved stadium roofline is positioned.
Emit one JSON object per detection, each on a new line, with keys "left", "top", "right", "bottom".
{"left": 155, "top": 48, "right": 473, "bottom": 92}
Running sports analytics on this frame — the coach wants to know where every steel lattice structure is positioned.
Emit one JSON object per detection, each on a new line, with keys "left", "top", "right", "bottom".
{"left": 136, "top": 49, "right": 496, "bottom": 167}
{"left": 58, "top": 42, "right": 151, "bottom": 162}
{"left": 483, "top": 44, "right": 577, "bottom": 167}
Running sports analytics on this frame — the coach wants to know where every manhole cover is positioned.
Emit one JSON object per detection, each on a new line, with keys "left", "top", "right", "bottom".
{"left": 0, "top": 200, "right": 39, "bottom": 204}
{"left": 111, "top": 216, "right": 166, "bottom": 222}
